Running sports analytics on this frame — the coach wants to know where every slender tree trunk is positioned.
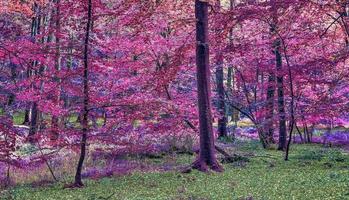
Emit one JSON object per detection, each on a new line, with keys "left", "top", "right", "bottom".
{"left": 23, "top": 108, "right": 30, "bottom": 125}
{"left": 28, "top": 103, "right": 38, "bottom": 141}
{"left": 295, "top": 124, "right": 304, "bottom": 143}
{"left": 264, "top": 73, "right": 276, "bottom": 147}
{"left": 74, "top": 0, "right": 92, "bottom": 187}
{"left": 214, "top": 0, "right": 227, "bottom": 139}
{"left": 227, "top": 66, "right": 238, "bottom": 136}
{"left": 284, "top": 41, "right": 295, "bottom": 161}
{"left": 28, "top": 4, "right": 42, "bottom": 141}
{"left": 7, "top": 63, "right": 16, "bottom": 107}
{"left": 275, "top": 41, "right": 286, "bottom": 151}
{"left": 192, "top": 0, "right": 222, "bottom": 172}
{"left": 51, "top": 0, "right": 61, "bottom": 140}
{"left": 227, "top": 0, "right": 239, "bottom": 136}
{"left": 216, "top": 56, "right": 227, "bottom": 139}
{"left": 270, "top": 1, "right": 286, "bottom": 150}
{"left": 5, "top": 165, "right": 10, "bottom": 188}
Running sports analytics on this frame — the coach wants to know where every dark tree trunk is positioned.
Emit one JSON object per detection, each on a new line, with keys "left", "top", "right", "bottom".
{"left": 23, "top": 108, "right": 30, "bottom": 125}
{"left": 295, "top": 124, "right": 304, "bottom": 143}
{"left": 275, "top": 40, "right": 287, "bottom": 151}
{"left": 192, "top": 0, "right": 222, "bottom": 172}
{"left": 216, "top": 55, "right": 227, "bottom": 139}
{"left": 227, "top": 67, "right": 232, "bottom": 89}
{"left": 226, "top": 0, "right": 238, "bottom": 135}
{"left": 28, "top": 102, "right": 38, "bottom": 142}
{"left": 283, "top": 37, "right": 295, "bottom": 161}
{"left": 74, "top": 0, "right": 92, "bottom": 187}
{"left": 270, "top": 1, "right": 286, "bottom": 151}
{"left": 51, "top": 0, "right": 61, "bottom": 140}
{"left": 264, "top": 73, "right": 276, "bottom": 147}
{"left": 28, "top": 4, "right": 42, "bottom": 139}
{"left": 227, "top": 67, "right": 239, "bottom": 122}
{"left": 7, "top": 63, "right": 16, "bottom": 107}
{"left": 214, "top": 0, "right": 227, "bottom": 139}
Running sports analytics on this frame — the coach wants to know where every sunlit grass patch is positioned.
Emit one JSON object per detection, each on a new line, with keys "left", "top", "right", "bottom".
{"left": 4, "top": 142, "right": 349, "bottom": 200}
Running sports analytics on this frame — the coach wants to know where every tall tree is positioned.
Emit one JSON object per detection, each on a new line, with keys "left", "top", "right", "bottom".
{"left": 270, "top": 1, "right": 287, "bottom": 150}
{"left": 192, "top": 0, "right": 222, "bottom": 172}
{"left": 28, "top": 3, "right": 42, "bottom": 142}
{"left": 73, "top": 0, "right": 92, "bottom": 187}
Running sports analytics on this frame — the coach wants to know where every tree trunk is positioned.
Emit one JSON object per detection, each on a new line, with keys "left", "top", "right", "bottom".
{"left": 275, "top": 40, "right": 287, "bottom": 151}
{"left": 192, "top": 0, "right": 222, "bottom": 172}
{"left": 74, "top": 0, "right": 92, "bottom": 187}
{"left": 216, "top": 55, "right": 227, "bottom": 138}
{"left": 264, "top": 73, "right": 276, "bottom": 147}
{"left": 227, "top": 0, "right": 238, "bottom": 136}
{"left": 28, "top": 3, "right": 42, "bottom": 140}
{"left": 28, "top": 102, "right": 38, "bottom": 142}
{"left": 51, "top": 0, "right": 62, "bottom": 140}
{"left": 283, "top": 36, "right": 295, "bottom": 161}
{"left": 270, "top": 1, "right": 286, "bottom": 150}
{"left": 214, "top": 0, "right": 227, "bottom": 139}
{"left": 23, "top": 108, "right": 30, "bottom": 125}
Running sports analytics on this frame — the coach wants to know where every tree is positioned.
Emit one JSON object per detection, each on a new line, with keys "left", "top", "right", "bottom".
{"left": 214, "top": 0, "right": 228, "bottom": 139}
{"left": 270, "top": 0, "right": 286, "bottom": 150}
{"left": 192, "top": 0, "right": 222, "bottom": 172}
{"left": 73, "top": 0, "right": 92, "bottom": 187}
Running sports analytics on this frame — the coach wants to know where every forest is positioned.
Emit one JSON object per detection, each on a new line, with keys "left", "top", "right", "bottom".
{"left": 0, "top": 0, "right": 349, "bottom": 199}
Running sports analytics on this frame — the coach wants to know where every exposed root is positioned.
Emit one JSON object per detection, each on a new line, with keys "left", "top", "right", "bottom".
{"left": 215, "top": 145, "right": 249, "bottom": 163}
{"left": 191, "top": 158, "right": 224, "bottom": 173}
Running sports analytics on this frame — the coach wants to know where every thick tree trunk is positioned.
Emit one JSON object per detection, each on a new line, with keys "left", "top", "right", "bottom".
{"left": 192, "top": 0, "right": 222, "bottom": 172}
{"left": 74, "top": 0, "right": 92, "bottom": 187}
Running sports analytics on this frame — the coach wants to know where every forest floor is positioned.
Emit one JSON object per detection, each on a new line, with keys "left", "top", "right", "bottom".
{"left": 1, "top": 140, "right": 349, "bottom": 200}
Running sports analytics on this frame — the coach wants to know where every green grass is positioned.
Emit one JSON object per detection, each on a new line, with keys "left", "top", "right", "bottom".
{"left": 12, "top": 112, "right": 25, "bottom": 125}
{"left": 2, "top": 142, "right": 349, "bottom": 200}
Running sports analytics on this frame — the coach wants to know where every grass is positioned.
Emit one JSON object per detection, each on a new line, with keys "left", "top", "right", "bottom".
{"left": 2, "top": 141, "right": 349, "bottom": 200}
{"left": 9, "top": 112, "right": 105, "bottom": 127}
{"left": 12, "top": 112, "right": 25, "bottom": 125}
{"left": 0, "top": 109, "right": 26, "bottom": 125}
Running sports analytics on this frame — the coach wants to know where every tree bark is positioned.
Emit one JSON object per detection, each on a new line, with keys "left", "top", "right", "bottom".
{"left": 192, "top": 0, "right": 222, "bottom": 172}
